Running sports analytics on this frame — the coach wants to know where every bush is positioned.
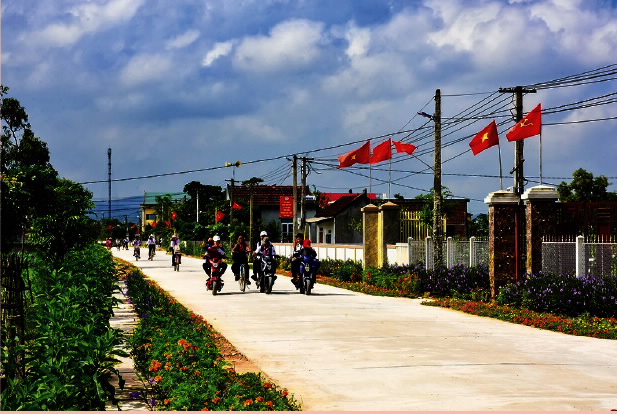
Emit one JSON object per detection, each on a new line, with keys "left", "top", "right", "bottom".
{"left": 1, "top": 245, "right": 125, "bottom": 411}
{"left": 319, "top": 259, "right": 363, "bottom": 282}
{"left": 496, "top": 272, "right": 617, "bottom": 318}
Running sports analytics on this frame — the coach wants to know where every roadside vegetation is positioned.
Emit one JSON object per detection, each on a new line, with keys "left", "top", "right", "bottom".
{"left": 116, "top": 259, "right": 301, "bottom": 411}
{"left": 278, "top": 257, "right": 617, "bottom": 340}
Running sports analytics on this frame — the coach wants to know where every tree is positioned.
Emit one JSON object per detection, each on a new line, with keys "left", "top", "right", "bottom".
{"left": 468, "top": 213, "right": 489, "bottom": 237}
{"left": 414, "top": 187, "right": 454, "bottom": 228}
{"left": 557, "top": 168, "right": 617, "bottom": 202}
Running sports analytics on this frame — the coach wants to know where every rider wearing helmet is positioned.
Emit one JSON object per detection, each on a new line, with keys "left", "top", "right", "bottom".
{"left": 290, "top": 233, "right": 305, "bottom": 287}
{"left": 203, "top": 235, "right": 227, "bottom": 279}
{"left": 252, "top": 231, "right": 269, "bottom": 282}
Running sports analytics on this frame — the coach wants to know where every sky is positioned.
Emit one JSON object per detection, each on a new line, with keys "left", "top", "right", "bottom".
{"left": 2, "top": 0, "right": 617, "bottom": 219}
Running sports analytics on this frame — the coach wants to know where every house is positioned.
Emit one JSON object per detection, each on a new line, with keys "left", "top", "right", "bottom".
{"left": 307, "top": 193, "right": 373, "bottom": 244}
{"left": 140, "top": 192, "right": 187, "bottom": 231}
{"left": 229, "top": 185, "right": 316, "bottom": 242}
{"left": 306, "top": 194, "right": 470, "bottom": 244}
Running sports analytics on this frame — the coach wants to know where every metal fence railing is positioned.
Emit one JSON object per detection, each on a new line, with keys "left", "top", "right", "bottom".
{"left": 409, "top": 237, "right": 489, "bottom": 270}
{"left": 542, "top": 235, "right": 617, "bottom": 277}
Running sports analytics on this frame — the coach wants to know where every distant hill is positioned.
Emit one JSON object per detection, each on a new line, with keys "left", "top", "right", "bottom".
{"left": 90, "top": 195, "right": 143, "bottom": 222}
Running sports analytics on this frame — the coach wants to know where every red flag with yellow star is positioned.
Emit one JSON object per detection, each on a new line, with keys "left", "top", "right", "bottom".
{"left": 506, "top": 104, "right": 542, "bottom": 142}
{"left": 469, "top": 121, "right": 499, "bottom": 155}
{"left": 338, "top": 141, "right": 371, "bottom": 168}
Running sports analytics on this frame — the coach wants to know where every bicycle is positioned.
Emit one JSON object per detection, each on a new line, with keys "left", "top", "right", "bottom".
{"left": 238, "top": 262, "right": 250, "bottom": 292}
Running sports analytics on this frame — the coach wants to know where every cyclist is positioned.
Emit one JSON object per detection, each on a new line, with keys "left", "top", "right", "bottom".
{"left": 170, "top": 234, "right": 181, "bottom": 266}
{"left": 147, "top": 234, "right": 157, "bottom": 260}
{"left": 133, "top": 236, "right": 141, "bottom": 259}
{"left": 231, "top": 234, "right": 251, "bottom": 284}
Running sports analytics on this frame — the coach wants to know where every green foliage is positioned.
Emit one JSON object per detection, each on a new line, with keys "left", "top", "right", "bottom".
{"left": 122, "top": 264, "right": 300, "bottom": 411}
{"left": 318, "top": 259, "right": 364, "bottom": 282}
{"left": 557, "top": 168, "right": 617, "bottom": 202}
{"left": 0, "top": 245, "right": 126, "bottom": 410}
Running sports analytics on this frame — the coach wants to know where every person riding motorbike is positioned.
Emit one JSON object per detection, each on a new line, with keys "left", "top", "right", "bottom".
{"left": 231, "top": 234, "right": 251, "bottom": 284}
{"left": 251, "top": 231, "right": 269, "bottom": 282}
{"left": 290, "top": 233, "right": 305, "bottom": 287}
{"left": 299, "top": 239, "right": 320, "bottom": 280}
{"left": 203, "top": 235, "right": 227, "bottom": 280}
{"left": 253, "top": 236, "right": 277, "bottom": 287}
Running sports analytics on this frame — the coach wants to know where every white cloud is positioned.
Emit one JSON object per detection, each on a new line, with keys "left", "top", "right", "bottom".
{"left": 27, "top": 0, "right": 144, "bottom": 47}
{"left": 166, "top": 30, "right": 200, "bottom": 50}
{"left": 345, "top": 24, "right": 371, "bottom": 58}
{"left": 202, "top": 41, "right": 234, "bottom": 67}
{"left": 120, "top": 53, "right": 173, "bottom": 86}
{"left": 233, "top": 19, "right": 325, "bottom": 73}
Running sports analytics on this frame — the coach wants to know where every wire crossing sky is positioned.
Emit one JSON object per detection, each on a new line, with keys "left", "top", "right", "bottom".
{"left": 3, "top": 0, "right": 617, "bottom": 215}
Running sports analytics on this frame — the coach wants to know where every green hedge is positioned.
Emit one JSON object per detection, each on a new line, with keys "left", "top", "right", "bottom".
{"left": 1, "top": 246, "right": 125, "bottom": 410}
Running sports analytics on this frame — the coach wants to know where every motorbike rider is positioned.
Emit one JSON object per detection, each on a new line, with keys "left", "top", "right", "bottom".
{"left": 251, "top": 230, "right": 269, "bottom": 282}
{"left": 170, "top": 234, "right": 181, "bottom": 266}
{"left": 253, "top": 236, "right": 278, "bottom": 286}
{"left": 203, "top": 235, "right": 228, "bottom": 280}
{"left": 231, "top": 234, "right": 251, "bottom": 284}
{"left": 290, "top": 233, "right": 305, "bottom": 287}
{"left": 299, "top": 239, "right": 320, "bottom": 281}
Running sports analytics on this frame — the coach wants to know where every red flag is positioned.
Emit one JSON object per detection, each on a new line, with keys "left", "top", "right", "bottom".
{"left": 215, "top": 210, "right": 225, "bottom": 223}
{"left": 393, "top": 141, "right": 417, "bottom": 155}
{"left": 338, "top": 141, "right": 371, "bottom": 168}
{"left": 469, "top": 121, "right": 499, "bottom": 155}
{"left": 370, "top": 139, "right": 392, "bottom": 164}
{"left": 171, "top": 211, "right": 178, "bottom": 220}
{"left": 232, "top": 201, "right": 243, "bottom": 210}
{"left": 506, "top": 104, "right": 542, "bottom": 142}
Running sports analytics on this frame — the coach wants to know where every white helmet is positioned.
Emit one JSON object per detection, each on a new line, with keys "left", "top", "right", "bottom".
{"left": 260, "top": 231, "right": 268, "bottom": 237}
{"left": 213, "top": 235, "right": 221, "bottom": 241}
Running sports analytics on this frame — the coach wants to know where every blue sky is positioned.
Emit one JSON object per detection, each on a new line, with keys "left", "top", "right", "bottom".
{"left": 3, "top": 0, "right": 617, "bottom": 217}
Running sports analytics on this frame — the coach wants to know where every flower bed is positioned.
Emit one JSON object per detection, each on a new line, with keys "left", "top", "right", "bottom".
{"left": 117, "top": 259, "right": 300, "bottom": 411}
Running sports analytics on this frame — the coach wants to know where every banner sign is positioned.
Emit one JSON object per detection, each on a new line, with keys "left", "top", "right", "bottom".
{"left": 280, "top": 196, "right": 294, "bottom": 218}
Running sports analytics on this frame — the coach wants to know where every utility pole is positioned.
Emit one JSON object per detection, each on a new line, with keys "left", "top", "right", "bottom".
{"left": 107, "top": 148, "right": 112, "bottom": 220}
{"left": 499, "top": 85, "right": 536, "bottom": 284}
{"left": 292, "top": 155, "right": 298, "bottom": 236}
{"left": 499, "top": 86, "right": 536, "bottom": 195}
{"left": 300, "top": 157, "right": 313, "bottom": 235}
{"left": 433, "top": 89, "right": 444, "bottom": 269}
{"left": 196, "top": 191, "right": 199, "bottom": 223}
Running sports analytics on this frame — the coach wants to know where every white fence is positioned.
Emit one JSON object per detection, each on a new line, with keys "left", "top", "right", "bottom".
{"left": 542, "top": 235, "right": 617, "bottom": 277}
{"left": 274, "top": 243, "right": 364, "bottom": 263}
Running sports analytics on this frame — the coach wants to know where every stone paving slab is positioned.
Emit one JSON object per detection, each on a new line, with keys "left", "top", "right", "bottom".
{"left": 112, "top": 248, "right": 617, "bottom": 411}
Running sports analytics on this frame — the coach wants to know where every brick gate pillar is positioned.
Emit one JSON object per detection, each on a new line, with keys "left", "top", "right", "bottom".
{"left": 362, "top": 204, "right": 380, "bottom": 269}
{"left": 485, "top": 190, "right": 520, "bottom": 299}
{"left": 522, "top": 185, "right": 560, "bottom": 275}
{"left": 378, "top": 202, "right": 401, "bottom": 267}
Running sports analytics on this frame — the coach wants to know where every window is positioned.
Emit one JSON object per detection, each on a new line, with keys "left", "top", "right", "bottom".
{"left": 325, "top": 229, "right": 332, "bottom": 244}
{"left": 281, "top": 221, "right": 293, "bottom": 243}
{"left": 146, "top": 214, "right": 157, "bottom": 221}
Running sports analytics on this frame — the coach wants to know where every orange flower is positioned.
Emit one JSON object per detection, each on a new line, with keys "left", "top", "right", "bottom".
{"left": 244, "top": 399, "right": 253, "bottom": 406}
{"left": 164, "top": 399, "right": 172, "bottom": 405}
{"left": 164, "top": 352, "right": 173, "bottom": 359}
{"left": 154, "top": 375, "right": 163, "bottom": 383}
{"left": 266, "top": 401, "right": 274, "bottom": 407}
{"left": 194, "top": 370, "right": 201, "bottom": 376}
{"left": 149, "top": 360, "right": 163, "bottom": 372}
{"left": 263, "top": 382, "right": 272, "bottom": 389}
{"left": 212, "top": 397, "right": 222, "bottom": 404}
{"left": 256, "top": 396, "right": 264, "bottom": 403}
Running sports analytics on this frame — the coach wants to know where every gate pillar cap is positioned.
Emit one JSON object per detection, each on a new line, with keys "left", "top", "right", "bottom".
{"left": 379, "top": 201, "right": 400, "bottom": 210}
{"left": 484, "top": 190, "right": 520, "bottom": 205}
{"left": 361, "top": 203, "right": 379, "bottom": 212}
{"left": 521, "top": 185, "right": 559, "bottom": 202}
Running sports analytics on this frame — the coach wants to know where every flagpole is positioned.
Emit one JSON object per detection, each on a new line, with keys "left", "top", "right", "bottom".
{"left": 388, "top": 149, "right": 392, "bottom": 199}
{"left": 540, "top": 132, "right": 542, "bottom": 185}
{"left": 498, "top": 142, "right": 504, "bottom": 190}
{"left": 369, "top": 140, "right": 372, "bottom": 194}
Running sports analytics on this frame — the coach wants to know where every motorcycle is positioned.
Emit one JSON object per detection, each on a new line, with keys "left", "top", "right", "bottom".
{"left": 206, "top": 257, "right": 225, "bottom": 295}
{"left": 298, "top": 255, "right": 318, "bottom": 295}
{"left": 257, "top": 254, "right": 278, "bottom": 294}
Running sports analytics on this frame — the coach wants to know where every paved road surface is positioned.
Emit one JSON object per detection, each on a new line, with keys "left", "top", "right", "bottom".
{"left": 113, "top": 248, "right": 617, "bottom": 411}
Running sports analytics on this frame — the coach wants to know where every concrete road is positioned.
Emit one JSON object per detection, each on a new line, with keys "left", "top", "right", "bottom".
{"left": 113, "top": 248, "right": 617, "bottom": 411}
